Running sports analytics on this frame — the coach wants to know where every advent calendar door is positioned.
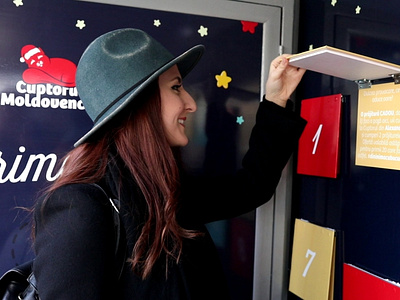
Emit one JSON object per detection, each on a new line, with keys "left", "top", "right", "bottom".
{"left": 297, "top": 94, "right": 343, "bottom": 178}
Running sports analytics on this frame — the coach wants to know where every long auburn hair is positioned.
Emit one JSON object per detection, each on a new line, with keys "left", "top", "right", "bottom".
{"left": 45, "top": 81, "right": 200, "bottom": 279}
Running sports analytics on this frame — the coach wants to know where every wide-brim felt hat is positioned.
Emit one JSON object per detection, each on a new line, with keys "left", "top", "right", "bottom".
{"left": 74, "top": 28, "right": 205, "bottom": 147}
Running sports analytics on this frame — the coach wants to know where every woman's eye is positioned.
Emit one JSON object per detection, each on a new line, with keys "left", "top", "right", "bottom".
{"left": 172, "top": 84, "right": 182, "bottom": 91}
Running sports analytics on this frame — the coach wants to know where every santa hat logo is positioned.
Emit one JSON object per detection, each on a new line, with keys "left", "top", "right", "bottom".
{"left": 20, "top": 45, "right": 42, "bottom": 63}
{"left": 19, "top": 44, "right": 77, "bottom": 87}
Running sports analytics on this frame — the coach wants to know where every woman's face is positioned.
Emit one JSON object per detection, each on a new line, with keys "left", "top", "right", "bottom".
{"left": 159, "top": 65, "right": 197, "bottom": 147}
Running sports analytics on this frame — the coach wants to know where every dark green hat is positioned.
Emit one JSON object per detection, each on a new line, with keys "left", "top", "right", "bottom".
{"left": 74, "top": 28, "right": 204, "bottom": 147}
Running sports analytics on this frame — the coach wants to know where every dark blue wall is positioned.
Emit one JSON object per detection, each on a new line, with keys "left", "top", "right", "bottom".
{"left": 292, "top": 0, "right": 400, "bottom": 299}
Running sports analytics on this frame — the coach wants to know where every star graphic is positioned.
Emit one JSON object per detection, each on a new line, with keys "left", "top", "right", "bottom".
{"left": 154, "top": 19, "right": 161, "bottom": 27}
{"left": 355, "top": 5, "right": 361, "bottom": 14}
{"left": 331, "top": 0, "right": 337, "bottom": 6}
{"left": 236, "top": 116, "right": 244, "bottom": 125}
{"left": 215, "top": 71, "right": 232, "bottom": 89}
{"left": 13, "top": 0, "right": 23, "bottom": 7}
{"left": 241, "top": 21, "right": 258, "bottom": 34}
{"left": 76, "top": 20, "right": 86, "bottom": 30}
{"left": 198, "top": 25, "right": 208, "bottom": 37}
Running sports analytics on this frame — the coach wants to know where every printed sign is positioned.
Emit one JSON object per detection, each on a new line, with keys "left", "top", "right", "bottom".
{"left": 356, "top": 82, "right": 400, "bottom": 170}
{"left": 289, "top": 219, "right": 336, "bottom": 300}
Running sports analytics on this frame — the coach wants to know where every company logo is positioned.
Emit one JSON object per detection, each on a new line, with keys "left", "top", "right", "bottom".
{"left": 20, "top": 44, "right": 77, "bottom": 87}
{"left": 0, "top": 46, "right": 86, "bottom": 183}
{"left": 0, "top": 45, "right": 84, "bottom": 110}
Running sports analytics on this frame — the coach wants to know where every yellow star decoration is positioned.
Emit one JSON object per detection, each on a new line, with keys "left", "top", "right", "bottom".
{"left": 215, "top": 71, "right": 232, "bottom": 89}
{"left": 355, "top": 5, "right": 361, "bottom": 14}
{"left": 331, "top": 0, "right": 337, "bottom": 6}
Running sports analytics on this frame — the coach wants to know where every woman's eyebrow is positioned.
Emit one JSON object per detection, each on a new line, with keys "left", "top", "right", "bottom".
{"left": 171, "top": 76, "right": 182, "bottom": 84}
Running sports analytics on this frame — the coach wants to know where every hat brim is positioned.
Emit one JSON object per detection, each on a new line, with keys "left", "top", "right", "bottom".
{"left": 74, "top": 44, "right": 205, "bottom": 147}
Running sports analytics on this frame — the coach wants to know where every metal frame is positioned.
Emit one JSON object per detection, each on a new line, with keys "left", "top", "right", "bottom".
{"left": 77, "top": 1, "right": 298, "bottom": 299}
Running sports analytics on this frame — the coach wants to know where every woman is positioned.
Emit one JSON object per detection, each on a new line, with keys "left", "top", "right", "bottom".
{"left": 33, "top": 28, "right": 306, "bottom": 299}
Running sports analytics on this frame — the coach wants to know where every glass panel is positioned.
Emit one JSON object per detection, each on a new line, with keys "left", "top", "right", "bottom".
{"left": 0, "top": 1, "right": 276, "bottom": 298}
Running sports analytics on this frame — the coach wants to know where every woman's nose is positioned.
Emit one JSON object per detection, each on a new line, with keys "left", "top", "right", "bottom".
{"left": 184, "top": 90, "right": 197, "bottom": 112}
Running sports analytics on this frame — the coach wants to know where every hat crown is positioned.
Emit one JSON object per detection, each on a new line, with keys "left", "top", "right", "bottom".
{"left": 76, "top": 28, "right": 173, "bottom": 123}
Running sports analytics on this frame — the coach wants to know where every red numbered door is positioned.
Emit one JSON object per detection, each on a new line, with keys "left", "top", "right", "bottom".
{"left": 297, "top": 94, "right": 343, "bottom": 178}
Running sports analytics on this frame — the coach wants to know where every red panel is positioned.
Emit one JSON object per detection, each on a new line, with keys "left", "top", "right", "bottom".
{"left": 343, "top": 264, "right": 400, "bottom": 299}
{"left": 297, "top": 94, "right": 342, "bottom": 178}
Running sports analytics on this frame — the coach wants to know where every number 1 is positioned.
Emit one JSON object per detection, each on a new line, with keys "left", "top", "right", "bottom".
{"left": 312, "top": 124, "right": 323, "bottom": 155}
{"left": 302, "top": 249, "right": 316, "bottom": 277}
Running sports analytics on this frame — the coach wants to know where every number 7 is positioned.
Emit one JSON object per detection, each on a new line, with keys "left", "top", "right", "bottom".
{"left": 302, "top": 249, "right": 316, "bottom": 277}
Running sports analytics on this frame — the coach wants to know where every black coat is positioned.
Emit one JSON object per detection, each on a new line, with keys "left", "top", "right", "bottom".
{"left": 33, "top": 100, "right": 306, "bottom": 299}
